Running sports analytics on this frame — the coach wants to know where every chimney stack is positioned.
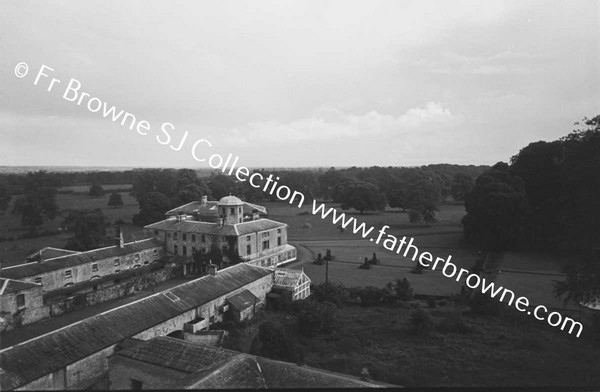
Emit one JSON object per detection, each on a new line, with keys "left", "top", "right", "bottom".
{"left": 115, "top": 226, "right": 124, "bottom": 248}
{"left": 208, "top": 263, "right": 218, "bottom": 276}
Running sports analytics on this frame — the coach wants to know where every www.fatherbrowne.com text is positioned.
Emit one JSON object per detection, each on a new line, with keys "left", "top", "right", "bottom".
{"left": 16, "top": 62, "right": 584, "bottom": 338}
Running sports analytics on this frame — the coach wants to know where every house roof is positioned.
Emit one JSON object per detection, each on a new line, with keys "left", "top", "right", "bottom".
{"left": 25, "top": 247, "right": 80, "bottom": 262}
{"left": 226, "top": 289, "right": 258, "bottom": 312}
{"left": 0, "top": 279, "right": 41, "bottom": 296}
{"left": 145, "top": 218, "right": 286, "bottom": 237}
{"left": 218, "top": 195, "right": 243, "bottom": 206}
{"left": 119, "top": 338, "right": 392, "bottom": 389}
{"left": 0, "top": 238, "right": 162, "bottom": 281}
{"left": 166, "top": 200, "right": 219, "bottom": 217}
{"left": 114, "top": 336, "right": 237, "bottom": 374}
{"left": 273, "top": 268, "right": 309, "bottom": 289}
{"left": 166, "top": 198, "right": 266, "bottom": 217}
{"left": 0, "top": 263, "right": 272, "bottom": 390}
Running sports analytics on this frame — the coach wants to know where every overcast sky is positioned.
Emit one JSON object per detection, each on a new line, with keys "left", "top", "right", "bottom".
{"left": 1, "top": 0, "right": 598, "bottom": 169}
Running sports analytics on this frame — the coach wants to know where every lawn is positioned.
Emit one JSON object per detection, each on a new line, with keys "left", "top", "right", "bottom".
{"left": 0, "top": 188, "right": 142, "bottom": 267}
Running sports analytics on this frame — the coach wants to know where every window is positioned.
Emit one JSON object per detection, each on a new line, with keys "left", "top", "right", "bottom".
{"left": 34, "top": 277, "right": 42, "bottom": 284}
{"left": 183, "top": 245, "right": 187, "bottom": 256}
{"left": 134, "top": 254, "right": 140, "bottom": 262}
{"left": 246, "top": 235, "right": 251, "bottom": 241}
{"left": 154, "top": 230, "right": 159, "bottom": 236}
{"left": 131, "top": 379, "right": 143, "bottom": 390}
{"left": 210, "top": 315, "right": 215, "bottom": 324}
{"left": 222, "top": 245, "right": 227, "bottom": 254}
{"left": 153, "top": 249, "right": 158, "bottom": 255}
{"left": 192, "top": 234, "right": 196, "bottom": 242}
{"left": 277, "top": 228, "right": 281, "bottom": 234}
{"left": 114, "top": 258, "right": 120, "bottom": 266}
{"left": 239, "top": 207, "right": 242, "bottom": 213}
{"left": 261, "top": 232, "right": 269, "bottom": 238}
{"left": 246, "top": 244, "right": 251, "bottom": 255}
{"left": 262, "top": 240, "right": 269, "bottom": 250}
{"left": 174, "top": 232, "right": 178, "bottom": 240}
{"left": 277, "top": 237, "right": 282, "bottom": 246}
{"left": 16, "top": 294, "right": 25, "bottom": 308}
{"left": 192, "top": 246, "right": 196, "bottom": 255}
{"left": 201, "top": 234, "right": 206, "bottom": 243}
{"left": 174, "top": 245, "right": 178, "bottom": 255}
{"left": 65, "top": 270, "right": 72, "bottom": 278}
{"left": 144, "top": 260, "right": 149, "bottom": 265}
{"left": 92, "top": 263, "right": 98, "bottom": 272}
{"left": 230, "top": 207, "right": 235, "bottom": 214}
{"left": 183, "top": 233, "right": 187, "bottom": 241}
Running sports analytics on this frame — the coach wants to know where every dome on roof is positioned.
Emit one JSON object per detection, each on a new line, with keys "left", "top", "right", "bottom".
{"left": 218, "top": 195, "right": 243, "bottom": 206}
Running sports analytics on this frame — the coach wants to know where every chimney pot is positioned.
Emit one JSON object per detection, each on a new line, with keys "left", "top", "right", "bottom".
{"left": 208, "top": 263, "right": 218, "bottom": 275}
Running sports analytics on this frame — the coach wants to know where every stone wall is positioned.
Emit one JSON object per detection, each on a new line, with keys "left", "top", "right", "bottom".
{"left": 46, "top": 265, "right": 182, "bottom": 318}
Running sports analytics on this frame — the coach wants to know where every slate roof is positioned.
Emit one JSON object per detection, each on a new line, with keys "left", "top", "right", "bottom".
{"left": 25, "top": 247, "right": 80, "bottom": 262}
{"left": 0, "top": 279, "right": 41, "bottom": 295}
{"left": 119, "top": 337, "right": 393, "bottom": 389}
{"left": 145, "top": 218, "right": 286, "bottom": 237}
{"left": 0, "top": 238, "right": 162, "bottom": 280}
{"left": 166, "top": 199, "right": 266, "bottom": 217}
{"left": 115, "top": 336, "right": 237, "bottom": 373}
{"left": 166, "top": 200, "right": 219, "bottom": 216}
{"left": 0, "top": 263, "right": 272, "bottom": 390}
{"left": 226, "top": 289, "right": 259, "bottom": 312}
{"left": 120, "top": 338, "right": 392, "bottom": 389}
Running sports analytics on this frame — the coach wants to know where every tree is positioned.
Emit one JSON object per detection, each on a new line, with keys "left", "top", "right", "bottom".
{"left": 88, "top": 183, "right": 105, "bottom": 197}
{"left": 12, "top": 171, "right": 59, "bottom": 233}
{"left": 107, "top": 192, "right": 124, "bottom": 207}
{"left": 451, "top": 173, "right": 474, "bottom": 201}
{"left": 132, "top": 191, "right": 171, "bottom": 226}
{"left": 335, "top": 181, "right": 387, "bottom": 214}
{"left": 462, "top": 162, "right": 530, "bottom": 251}
{"left": 62, "top": 208, "right": 109, "bottom": 251}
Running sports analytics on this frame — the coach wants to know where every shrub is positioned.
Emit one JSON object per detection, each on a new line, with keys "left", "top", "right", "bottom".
{"left": 88, "top": 184, "right": 105, "bottom": 197}
{"left": 436, "top": 310, "right": 473, "bottom": 334}
{"left": 470, "top": 293, "right": 501, "bottom": 316}
{"left": 296, "top": 301, "right": 339, "bottom": 337}
{"left": 409, "top": 307, "right": 432, "bottom": 334}
{"left": 311, "top": 282, "right": 348, "bottom": 307}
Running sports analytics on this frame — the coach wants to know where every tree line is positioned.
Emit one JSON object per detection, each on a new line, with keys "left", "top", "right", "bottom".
{"left": 461, "top": 115, "right": 600, "bottom": 307}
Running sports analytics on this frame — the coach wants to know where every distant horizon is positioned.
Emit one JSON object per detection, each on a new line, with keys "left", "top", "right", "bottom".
{"left": 0, "top": 162, "right": 493, "bottom": 174}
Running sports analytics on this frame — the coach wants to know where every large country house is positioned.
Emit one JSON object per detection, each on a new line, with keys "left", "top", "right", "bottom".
{"left": 145, "top": 195, "right": 297, "bottom": 272}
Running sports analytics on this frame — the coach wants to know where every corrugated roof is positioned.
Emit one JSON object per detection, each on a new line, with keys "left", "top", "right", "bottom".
{"left": 0, "top": 238, "right": 162, "bottom": 280}
{"left": 226, "top": 289, "right": 258, "bottom": 312}
{"left": 0, "top": 263, "right": 272, "bottom": 390}
{"left": 0, "top": 279, "right": 41, "bottom": 295}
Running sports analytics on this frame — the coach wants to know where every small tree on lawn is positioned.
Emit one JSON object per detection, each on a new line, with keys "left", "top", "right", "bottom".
{"left": 89, "top": 184, "right": 105, "bottom": 197}
{"left": 107, "top": 192, "right": 124, "bottom": 207}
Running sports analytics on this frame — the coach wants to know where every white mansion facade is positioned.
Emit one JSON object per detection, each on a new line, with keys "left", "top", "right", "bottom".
{"left": 145, "top": 195, "right": 297, "bottom": 271}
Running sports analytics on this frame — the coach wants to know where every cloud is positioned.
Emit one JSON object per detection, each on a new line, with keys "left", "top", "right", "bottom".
{"left": 223, "top": 102, "right": 461, "bottom": 145}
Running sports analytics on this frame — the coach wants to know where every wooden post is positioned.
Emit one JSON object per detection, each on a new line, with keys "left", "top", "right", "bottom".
{"left": 325, "top": 257, "right": 329, "bottom": 285}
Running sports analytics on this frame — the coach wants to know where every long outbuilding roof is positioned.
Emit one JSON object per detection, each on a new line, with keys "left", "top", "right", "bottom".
{"left": 0, "top": 238, "right": 162, "bottom": 281}
{"left": 0, "top": 263, "right": 272, "bottom": 390}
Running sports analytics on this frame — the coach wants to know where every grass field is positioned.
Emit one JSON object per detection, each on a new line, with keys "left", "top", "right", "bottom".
{"left": 0, "top": 187, "right": 143, "bottom": 267}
